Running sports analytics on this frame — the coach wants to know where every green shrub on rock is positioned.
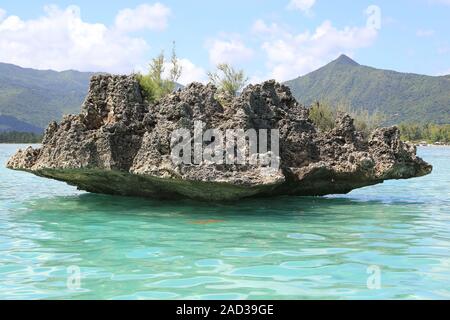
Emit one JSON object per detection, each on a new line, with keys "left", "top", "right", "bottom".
{"left": 137, "top": 42, "right": 182, "bottom": 102}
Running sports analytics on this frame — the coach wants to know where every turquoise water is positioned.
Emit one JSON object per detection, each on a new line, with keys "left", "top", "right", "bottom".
{"left": 0, "top": 144, "right": 449, "bottom": 300}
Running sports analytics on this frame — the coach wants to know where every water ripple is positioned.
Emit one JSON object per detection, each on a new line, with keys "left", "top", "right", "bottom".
{"left": 0, "top": 145, "right": 450, "bottom": 299}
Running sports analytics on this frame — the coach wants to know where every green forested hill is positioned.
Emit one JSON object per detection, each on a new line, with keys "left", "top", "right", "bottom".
{"left": 0, "top": 62, "right": 96, "bottom": 132}
{"left": 2, "top": 57, "right": 449, "bottom": 133}
{"left": 285, "top": 55, "right": 450, "bottom": 124}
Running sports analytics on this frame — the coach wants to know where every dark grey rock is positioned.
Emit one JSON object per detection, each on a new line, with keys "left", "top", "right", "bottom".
{"left": 7, "top": 75, "right": 432, "bottom": 201}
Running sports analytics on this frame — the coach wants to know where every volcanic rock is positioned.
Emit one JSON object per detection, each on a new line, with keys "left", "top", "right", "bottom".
{"left": 7, "top": 75, "right": 432, "bottom": 201}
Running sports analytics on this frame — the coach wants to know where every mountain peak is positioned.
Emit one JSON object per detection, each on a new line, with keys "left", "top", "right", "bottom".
{"left": 332, "top": 54, "right": 359, "bottom": 66}
{"left": 284, "top": 54, "right": 450, "bottom": 124}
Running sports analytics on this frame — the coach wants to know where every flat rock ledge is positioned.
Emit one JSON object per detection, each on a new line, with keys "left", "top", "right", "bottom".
{"left": 7, "top": 75, "right": 432, "bottom": 201}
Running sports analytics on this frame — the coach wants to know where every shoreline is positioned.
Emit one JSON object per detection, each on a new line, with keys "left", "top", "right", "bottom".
{"left": 414, "top": 143, "right": 450, "bottom": 147}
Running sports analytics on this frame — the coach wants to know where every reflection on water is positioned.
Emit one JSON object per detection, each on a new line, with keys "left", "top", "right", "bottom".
{"left": 0, "top": 144, "right": 449, "bottom": 299}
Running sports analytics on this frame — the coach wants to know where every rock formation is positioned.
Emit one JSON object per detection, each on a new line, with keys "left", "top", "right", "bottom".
{"left": 7, "top": 75, "right": 432, "bottom": 201}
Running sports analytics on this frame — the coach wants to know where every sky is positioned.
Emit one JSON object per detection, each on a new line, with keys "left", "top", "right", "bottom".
{"left": 0, "top": 0, "right": 450, "bottom": 84}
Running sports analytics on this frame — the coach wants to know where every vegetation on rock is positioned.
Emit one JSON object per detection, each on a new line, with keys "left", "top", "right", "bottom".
{"left": 308, "top": 101, "right": 385, "bottom": 138}
{"left": 136, "top": 42, "right": 183, "bottom": 102}
{"left": 207, "top": 63, "right": 248, "bottom": 97}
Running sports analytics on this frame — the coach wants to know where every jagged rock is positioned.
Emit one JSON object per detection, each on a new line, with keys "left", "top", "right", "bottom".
{"left": 7, "top": 75, "right": 432, "bottom": 201}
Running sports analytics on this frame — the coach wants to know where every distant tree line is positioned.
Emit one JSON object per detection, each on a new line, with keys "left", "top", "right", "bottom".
{"left": 0, "top": 131, "right": 42, "bottom": 143}
{"left": 308, "top": 101, "right": 386, "bottom": 138}
{"left": 398, "top": 123, "right": 450, "bottom": 143}
{"left": 308, "top": 101, "right": 450, "bottom": 144}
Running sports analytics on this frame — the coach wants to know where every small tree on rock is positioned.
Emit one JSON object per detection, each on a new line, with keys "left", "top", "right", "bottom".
{"left": 169, "top": 42, "right": 182, "bottom": 86}
{"left": 137, "top": 42, "right": 183, "bottom": 102}
{"left": 207, "top": 63, "right": 248, "bottom": 97}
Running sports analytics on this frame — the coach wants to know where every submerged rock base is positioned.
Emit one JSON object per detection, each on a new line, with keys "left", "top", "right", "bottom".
{"left": 7, "top": 75, "right": 432, "bottom": 201}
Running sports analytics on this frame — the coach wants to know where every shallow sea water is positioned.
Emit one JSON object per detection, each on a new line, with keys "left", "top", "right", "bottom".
{"left": 0, "top": 144, "right": 449, "bottom": 299}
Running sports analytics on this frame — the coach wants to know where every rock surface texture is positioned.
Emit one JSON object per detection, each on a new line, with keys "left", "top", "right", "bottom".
{"left": 7, "top": 75, "right": 432, "bottom": 201}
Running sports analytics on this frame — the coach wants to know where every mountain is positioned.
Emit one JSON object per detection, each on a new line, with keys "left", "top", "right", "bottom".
{"left": 0, "top": 62, "right": 96, "bottom": 132}
{"left": 285, "top": 55, "right": 450, "bottom": 124}
{"left": 3, "top": 57, "right": 448, "bottom": 133}
{"left": 0, "top": 115, "right": 43, "bottom": 134}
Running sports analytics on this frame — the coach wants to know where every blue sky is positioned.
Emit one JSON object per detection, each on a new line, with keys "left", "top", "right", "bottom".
{"left": 0, "top": 0, "right": 449, "bottom": 83}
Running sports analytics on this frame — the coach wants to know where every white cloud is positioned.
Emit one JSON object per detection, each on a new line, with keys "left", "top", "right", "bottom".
{"left": 0, "top": 5, "right": 172, "bottom": 73}
{"left": 251, "top": 19, "right": 284, "bottom": 36}
{"left": 168, "top": 58, "right": 207, "bottom": 85}
{"left": 255, "top": 18, "right": 378, "bottom": 81}
{"left": 287, "top": 0, "right": 316, "bottom": 13}
{"left": 207, "top": 36, "right": 254, "bottom": 66}
{"left": 115, "top": 3, "right": 171, "bottom": 33}
{"left": 437, "top": 68, "right": 450, "bottom": 76}
{"left": 0, "top": 16, "right": 24, "bottom": 32}
{"left": 248, "top": 73, "right": 268, "bottom": 85}
{"left": 416, "top": 28, "right": 435, "bottom": 37}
